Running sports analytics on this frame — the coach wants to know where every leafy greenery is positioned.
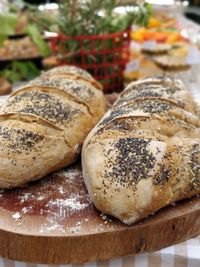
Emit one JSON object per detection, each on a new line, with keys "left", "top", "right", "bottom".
{"left": 0, "top": 2, "right": 49, "bottom": 83}
{"left": 58, "top": 0, "right": 135, "bottom": 36}
{"left": 56, "top": 0, "right": 152, "bottom": 59}
{"left": 0, "top": 0, "right": 152, "bottom": 86}
{"left": 0, "top": 3, "right": 51, "bottom": 56}
{"left": 54, "top": 0, "right": 152, "bottom": 89}
{"left": 26, "top": 4, "right": 58, "bottom": 33}
{"left": 0, "top": 12, "right": 19, "bottom": 45}
{"left": 135, "top": 3, "right": 153, "bottom": 27}
{"left": 25, "top": 24, "right": 51, "bottom": 57}
{"left": 0, "top": 1, "right": 151, "bottom": 56}
{"left": 0, "top": 61, "right": 40, "bottom": 82}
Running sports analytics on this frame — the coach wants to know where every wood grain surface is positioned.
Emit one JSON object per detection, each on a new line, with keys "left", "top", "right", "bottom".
{"left": 0, "top": 161, "right": 199, "bottom": 264}
{"left": 0, "top": 62, "right": 200, "bottom": 264}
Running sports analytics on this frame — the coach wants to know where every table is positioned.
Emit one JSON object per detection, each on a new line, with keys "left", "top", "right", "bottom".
{"left": 0, "top": 65, "right": 199, "bottom": 267}
{"left": 0, "top": 235, "right": 199, "bottom": 266}
{"left": 1, "top": 8, "right": 200, "bottom": 262}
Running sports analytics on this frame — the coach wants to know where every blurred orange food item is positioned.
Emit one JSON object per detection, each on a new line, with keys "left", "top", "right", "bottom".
{"left": 130, "top": 28, "right": 146, "bottom": 42}
{"left": 147, "top": 18, "right": 161, "bottom": 28}
{"left": 131, "top": 12, "right": 186, "bottom": 44}
{"left": 166, "top": 32, "right": 182, "bottom": 44}
{"left": 143, "top": 31, "right": 168, "bottom": 42}
{"left": 131, "top": 28, "right": 184, "bottom": 44}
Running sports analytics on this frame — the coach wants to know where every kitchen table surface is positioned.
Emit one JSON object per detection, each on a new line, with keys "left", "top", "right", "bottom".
{"left": 0, "top": 12, "right": 200, "bottom": 264}
{"left": 0, "top": 235, "right": 199, "bottom": 267}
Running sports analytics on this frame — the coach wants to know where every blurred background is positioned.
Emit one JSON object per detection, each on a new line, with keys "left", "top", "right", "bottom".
{"left": 0, "top": 0, "right": 200, "bottom": 95}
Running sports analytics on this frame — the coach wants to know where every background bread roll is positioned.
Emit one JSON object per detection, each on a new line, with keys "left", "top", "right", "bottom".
{"left": 82, "top": 77, "right": 200, "bottom": 225}
{"left": 0, "top": 66, "right": 106, "bottom": 188}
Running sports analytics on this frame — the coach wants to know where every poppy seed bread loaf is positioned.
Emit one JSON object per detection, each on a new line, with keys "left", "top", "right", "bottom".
{"left": 82, "top": 77, "right": 200, "bottom": 225}
{"left": 0, "top": 66, "right": 106, "bottom": 188}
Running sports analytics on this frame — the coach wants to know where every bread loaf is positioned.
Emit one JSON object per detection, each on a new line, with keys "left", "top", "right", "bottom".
{"left": 0, "top": 66, "right": 106, "bottom": 188}
{"left": 82, "top": 77, "right": 200, "bottom": 225}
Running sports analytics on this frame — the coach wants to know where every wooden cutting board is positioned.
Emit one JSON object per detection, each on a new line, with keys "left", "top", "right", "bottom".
{"left": 0, "top": 161, "right": 199, "bottom": 264}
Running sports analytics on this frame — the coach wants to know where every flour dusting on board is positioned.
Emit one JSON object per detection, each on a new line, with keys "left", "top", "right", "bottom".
{"left": 56, "top": 168, "right": 82, "bottom": 180}
{"left": 47, "top": 197, "right": 90, "bottom": 211}
{"left": 12, "top": 212, "right": 21, "bottom": 220}
{"left": 0, "top": 164, "right": 115, "bottom": 234}
{"left": 0, "top": 189, "right": 4, "bottom": 197}
{"left": 19, "top": 192, "right": 32, "bottom": 203}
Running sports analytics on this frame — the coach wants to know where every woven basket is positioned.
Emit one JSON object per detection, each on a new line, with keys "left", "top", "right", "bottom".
{"left": 50, "top": 30, "right": 130, "bottom": 93}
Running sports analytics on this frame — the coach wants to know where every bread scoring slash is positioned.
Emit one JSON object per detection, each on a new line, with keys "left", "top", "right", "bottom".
{"left": 82, "top": 77, "right": 200, "bottom": 225}
{"left": 0, "top": 66, "right": 106, "bottom": 188}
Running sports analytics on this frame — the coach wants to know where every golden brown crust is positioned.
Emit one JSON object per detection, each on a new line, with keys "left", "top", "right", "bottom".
{"left": 49, "top": 73, "right": 103, "bottom": 90}
{"left": 9, "top": 85, "right": 93, "bottom": 116}
{"left": 0, "top": 112, "right": 63, "bottom": 130}
{"left": 82, "top": 77, "right": 200, "bottom": 225}
{"left": 12, "top": 74, "right": 106, "bottom": 120}
{"left": 0, "top": 66, "right": 106, "bottom": 188}
{"left": 41, "top": 65, "right": 103, "bottom": 90}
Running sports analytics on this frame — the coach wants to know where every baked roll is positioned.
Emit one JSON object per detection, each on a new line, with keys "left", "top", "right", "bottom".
{"left": 82, "top": 77, "right": 200, "bottom": 225}
{"left": 0, "top": 66, "right": 106, "bottom": 188}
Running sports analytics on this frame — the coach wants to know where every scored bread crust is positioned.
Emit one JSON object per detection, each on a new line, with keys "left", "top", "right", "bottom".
{"left": 40, "top": 65, "right": 103, "bottom": 90}
{"left": 27, "top": 75, "right": 105, "bottom": 120}
{"left": 0, "top": 113, "right": 73, "bottom": 188}
{"left": 0, "top": 66, "right": 106, "bottom": 188}
{"left": 82, "top": 77, "right": 200, "bottom": 225}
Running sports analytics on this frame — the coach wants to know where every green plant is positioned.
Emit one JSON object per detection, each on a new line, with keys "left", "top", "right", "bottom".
{"left": 0, "top": 2, "right": 51, "bottom": 57}
{"left": 58, "top": 0, "right": 149, "bottom": 37}
{"left": 0, "top": 61, "right": 40, "bottom": 82}
{"left": 0, "top": 2, "right": 51, "bottom": 83}
{"left": 55, "top": 1, "right": 152, "bottom": 60}
{"left": 58, "top": 0, "right": 130, "bottom": 36}
{"left": 135, "top": 3, "right": 153, "bottom": 27}
{"left": 53, "top": 0, "right": 152, "bottom": 91}
{"left": 25, "top": 24, "right": 51, "bottom": 57}
{"left": 0, "top": 12, "right": 19, "bottom": 45}
{"left": 0, "top": 0, "right": 152, "bottom": 88}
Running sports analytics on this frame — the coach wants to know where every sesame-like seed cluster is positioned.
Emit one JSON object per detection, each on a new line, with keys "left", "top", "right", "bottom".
{"left": 99, "top": 99, "right": 173, "bottom": 127}
{"left": 29, "top": 77, "right": 94, "bottom": 101}
{"left": 124, "top": 78, "right": 183, "bottom": 94}
{"left": 103, "top": 138, "right": 156, "bottom": 187}
{"left": 3, "top": 91, "right": 81, "bottom": 126}
{"left": 0, "top": 125, "right": 44, "bottom": 154}
{"left": 190, "top": 144, "right": 200, "bottom": 190}
{"left": 90, "top": 77, "right": 200, "bottom": 193}
{"left": 118, "top": 87, "right": 184, "bottom": 106}
{"left": 135, "top": 100, "right": 172, "bottom": 113}
{"left": 153, "top": 161, "right": 172, "bottom": 185}
{"left": 44, "top": 65, "right": 93, "bottom": 80}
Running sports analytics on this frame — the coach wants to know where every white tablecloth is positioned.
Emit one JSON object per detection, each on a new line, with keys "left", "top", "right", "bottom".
{"left": 0, "top": 236, "right": 200, "bottom": 267}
